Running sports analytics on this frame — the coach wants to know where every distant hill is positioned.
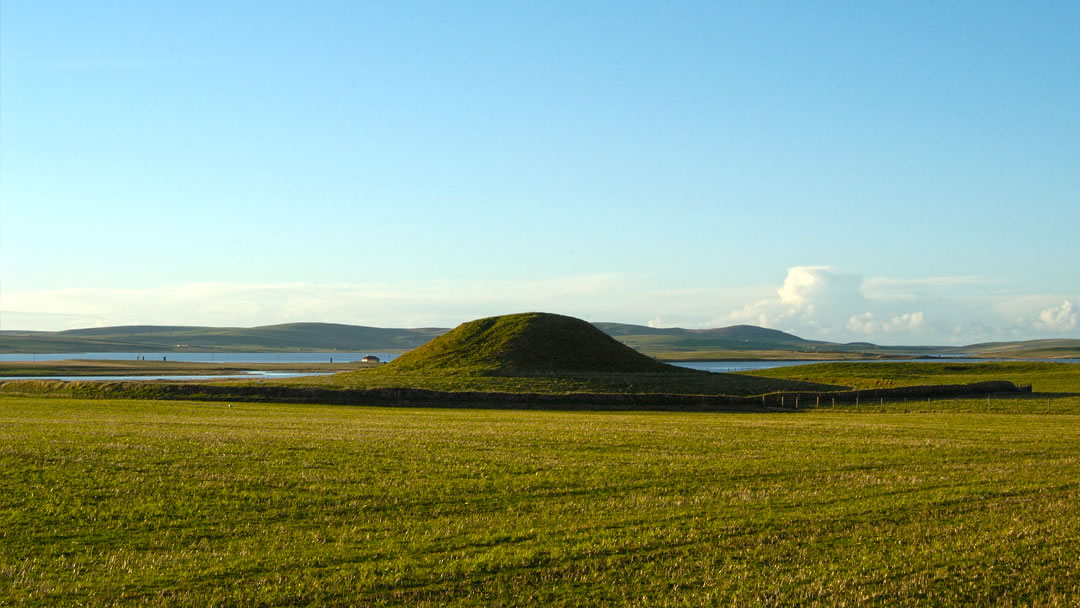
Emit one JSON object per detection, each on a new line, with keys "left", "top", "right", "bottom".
{"left": 0, "top": 323, "right": 447, "bottom": 353}
{"left": 944, "top": 339, "right": 1080, "bottom": 359}
{"left": 387, "top": 312, "right": 676, "bottom": 375}
{"left": 594, "top": 322, "right": 823, "bottom": 353}
{"left": 2, "top": 320, "right": 1077, "bottom": 359}
{"left": 589, "top": 324, "right": 1080, "bottom": 360}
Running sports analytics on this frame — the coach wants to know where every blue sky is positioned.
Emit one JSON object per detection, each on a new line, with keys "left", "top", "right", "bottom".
{"left": 1, "top": 1, "right": 1077, "bottom": 344}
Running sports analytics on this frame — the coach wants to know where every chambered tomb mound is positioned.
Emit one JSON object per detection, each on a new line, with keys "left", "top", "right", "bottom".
{"left": 385, "top": 312, "right": 680, "bottom": 376}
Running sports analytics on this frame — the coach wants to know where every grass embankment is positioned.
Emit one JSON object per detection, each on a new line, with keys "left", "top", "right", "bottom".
{"left": 3, "top": 396, "right": 1079, "bottom": 606}
{"left": 747, "top": 361, "right": 1080, "bottom": 393}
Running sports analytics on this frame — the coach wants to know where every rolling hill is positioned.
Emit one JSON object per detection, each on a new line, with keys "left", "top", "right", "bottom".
{"left": 0, "top": 323, "right": 446, "bottom": 353}
{"left": 3, "top": 320, "right": 1077, "bottom": 359}
{"left": 593, "top": 322, "right": 834, "bottom": 358}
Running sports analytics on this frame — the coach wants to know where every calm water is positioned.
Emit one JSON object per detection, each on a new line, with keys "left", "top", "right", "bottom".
{"left": 0, "top": 351, "right": 386, "bottom": 382}
{"left": 672, "top": 358, "right": 1080, "bottom": 373}
{"left": 0, "top": 352, "right": 398, "bottom": 363}
{"left": 1, "top": 353, "right": 1076, "bottom": 382}
{"left": 0, "top": 371, "right": 333, "bottom": 382}
{"left": 672, "top": 360, "right": 827, "bottom": 372}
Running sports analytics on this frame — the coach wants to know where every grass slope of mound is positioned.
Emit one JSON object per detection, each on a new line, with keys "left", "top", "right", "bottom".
{"left": 294, "top": 313, "right": 843, "bottom": 396}
{"left": 386, "top": 312, "right": 676, "bottom": 376}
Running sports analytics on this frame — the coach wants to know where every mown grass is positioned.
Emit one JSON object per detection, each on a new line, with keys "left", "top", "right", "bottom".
{"left": 3, "top": 396, "right": 1079, "bottom": 606}
{"left": 746, "top": 361, "right": 1080, "bottom": 393}
{"left": 773, "top": 394, "right": 1080, "bottom": 414}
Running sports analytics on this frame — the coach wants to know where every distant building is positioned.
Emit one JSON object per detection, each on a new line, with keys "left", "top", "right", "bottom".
{"left": 361, "top": 355, "right": 381, "bottom": 363}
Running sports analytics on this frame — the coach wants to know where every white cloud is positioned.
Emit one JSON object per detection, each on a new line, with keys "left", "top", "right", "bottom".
{"left": 1037, "top": 300, "right": 1077, "bottom": 332}
{"left": 885, "top": 311, "right": 924, "bottom": 332}
{"left": 720, "top": 266, "right": 869, "bottom": 335}
{"left": 846, "top": 311, "right": 924, "bottom": 335}
{"left": 777, "top": 266, "right": 826, "bottom": 310}
{"left": 713, "top": 266, "right": 1077, "bottom": 344}
{"left": 862, "top": 276, "right": 987, "bottom": 300}
{"left": 846, "top": 312, "right": 877, "bottom": 334}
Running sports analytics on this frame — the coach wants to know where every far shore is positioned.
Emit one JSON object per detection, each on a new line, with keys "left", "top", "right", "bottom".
{"left": 0, "top": 359, "right": 378, "bottom": 377}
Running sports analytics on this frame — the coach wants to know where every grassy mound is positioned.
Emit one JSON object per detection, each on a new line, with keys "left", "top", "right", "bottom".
{"left": 385, "top": 312, "right": 677, "bottom": 376}
{"left": 290, "top": 313, "right": 843, "bottom": 397}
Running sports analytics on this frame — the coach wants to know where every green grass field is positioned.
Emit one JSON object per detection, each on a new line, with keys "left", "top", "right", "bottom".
{"left": 4, "top": 395, "right": 1079, "bottom": 606}
{"left": 746, "top": 361, "right": 1080, "bottom": 393}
